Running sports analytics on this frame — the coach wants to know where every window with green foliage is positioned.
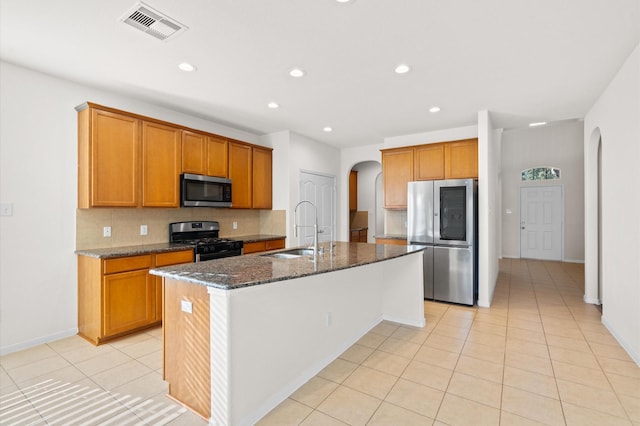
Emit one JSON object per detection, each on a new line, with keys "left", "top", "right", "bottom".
{"left": 521, "top": 167, "right": 561, "bottom": 181}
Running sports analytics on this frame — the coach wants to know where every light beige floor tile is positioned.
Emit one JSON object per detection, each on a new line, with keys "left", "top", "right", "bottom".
{"left": 607, "top": 372, "right": 640, "bottom": 399}
{"left": 356, "top": 332, "right": 387, "bottom": 349}
{"left": 543, "top": 323, "right": 585, "bottom": 340}
{"left": 507, "top": 327, "right": 546, "bottom": 345}
{"left": 454, "top": 355, "right": 503, "bottom": 384}
{"left": 545, "top": 334, "right": 591, "bottom": 353}
{"left": 0, "top": 344, "right": 59, "bottom": 370}
{"left": 118, "top": 338, "right": 161, "bottom": 359}
{"left": 136, "top": 349, "right": 163, "bottom": 371}
{"left": 343, "top": 366, "right": 397, "bottom": 400}
{"left": 470, "top": 321, "right": 507, "bottom": 337}
{"left": 362, "top": 350, "right": 411, "bottom": 376}
{"left": 90, "top": 360, "right": 152, "bottom": 390}
{"left": 15, "top": 365, "right": 88, "bottom": 390}
{"left": 503, "top": 366, "right": 558, "bottom": 399}
{"left": 166, "top": 408, "right": 209, "bottom": 425}
{"left": 56, "top": 341, "right": 117, "bottom": 364}
{"left": 368, "top": 401, "right": 433, "bottom": 425}
{"left": 597, "top": 356, "right": 640, "bottom": 379}
{"left": 562, "top": 401, "right": 632, "bottom": 426}
{"left": 385, "top": 378, "right": 444, "bottom": 419}
{"left": 107, "top": 332, "right": 155, "bottom": 349}
{"left": 390, "top": 326, "right": 430, "bottom": 345}
{"left": 506, "top": 337, "right": 549, "bottom": 359}
{"left": 556, "top": 378, "right": 627, "bottom": 418}
{"left": 339, "top": 344, "right": 374, "bottom": 364}
{"left": 318, "top": 358, "right": 359, "bottom": 383}
{"left": 433, "top": 323, "right": 471, "bottom": 340}
{"left": 46, "top": 335, "right": 95, "bottom": 354}
{"left": 590, "top": 341, "right": 635, "bottom": 361}
{"left": 618, "top": 394, "right": 640, "bottom": 423}
{"left": 582, "top": 330, "right": 621, "bottom": 346}
{"left": 257, "top": 398, "right": 313, "bottom": 425}
{"left": 501, "top": 386, "right": 565, "bottom": 426}
{"left": 507, "top": 318, "right": 543, "bottom": 333}
{"left": 466, "top": 329, "right": 507, "bottom": 348}
{"left": 461, "top": 340, "right": 505, "bottom": 364}
{"left": 446, "top": 372, "right": 502, "bottom": 408}
{"left": 5, "top": 355, "right": 71, "bottom": 385}
{"left": 500, "top": 411, "right": 550, "bottom": 425}
{"left": 473, "top": 312, "right": 508, "bottom": 327}
{"left": 300, "top": 410, "right": 348, "bottom": 425}
{"left": 548, "top": 345, "right": 600, "bottom": 369}
{"left": 377, "top": 337, "right": 421, "bottom": 359}
{"left": 290, "top": 376, "right": 338, "bottom": 408}
{"left": 317, "top": 385, "right": 381, "bottom": 425}
{"left": 370, "top": 322, "right": 400, "bottom": 337}
{"left": 110, "top": 371, "right": 167, "bottom": 403}
{"left": 74, "top": 348, "right": 132, "bottom": 376}
{"left": 424, "top": 334, "right": 465, "bottom": 354}
{"left": 552, "top": 360, "right": 611, "bottom": 390}
{"left": 436, "top": 393, "right": 500, "bottom": 426}
{"left": 401, "top": 360, "right": 453, "bottom": 391}
{"left": 505, "top": 351, "right": 554, "bottom": 377}
{"left": 413, "top": 345, "right": 459, "bottom": 370}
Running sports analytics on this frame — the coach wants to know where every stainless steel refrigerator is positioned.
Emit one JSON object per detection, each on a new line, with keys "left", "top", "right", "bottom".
{"left": 407, "top": 179, "right": 478, "bottom": 305}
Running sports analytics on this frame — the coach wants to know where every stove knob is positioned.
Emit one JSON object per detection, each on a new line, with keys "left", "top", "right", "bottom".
{"left": 201, "top": 246, "right": 209, "bottom": 254}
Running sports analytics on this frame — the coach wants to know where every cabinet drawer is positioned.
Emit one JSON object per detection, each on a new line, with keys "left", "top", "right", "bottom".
{"left": 155, "top": 250, "right": 194, "bottom": 267}
{"left": 103, "top": 255, "right": 152, "bottom": 274}
{"left": 265, "top": 239, "right": 285, "bottom": 250}
{"left": 243, "top": 241, "right": 266, "bottom": 254}
{"left": 375, "top": 238, "right": 407, "bottom": 246}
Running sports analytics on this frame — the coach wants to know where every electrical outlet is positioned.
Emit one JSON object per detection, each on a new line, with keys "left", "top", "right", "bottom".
{"left": 140, "top": 225, "right": 148, "bottom": 235}
{"left": 0, "top": 203, "right": 13, "bottom": 216}
{"left": 103, "top": 226, "right": 112, "bottom": 237}
{"left": 232, "top": 221, "right": 238, "bottom": 230}
{"left": 181, "top": 300, "right": 193, "bottom": 314}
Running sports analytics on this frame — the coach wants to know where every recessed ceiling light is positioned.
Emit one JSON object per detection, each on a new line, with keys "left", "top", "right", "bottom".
{"left": 336, "top": 0, "right": 355, "bottom": 3}
{"left": 289, "top": 68, "right": 306, "bottom": 78}
{"left": 323, "top": 127, "right": 333, "bottom": 132}
{"left": 529, "top": 121, "right": 547, "bottom": 127}
{"left": 394, "top": 64, "right": 411, "bottom": 74}
{"left": 429, "top": 106, "right": 441, "bottom": 113}
{"left": 267, "top": 102, "right": 280, "bottom": 109}
{"left": 178, "top": 62, "right": 197, "bottom": 72}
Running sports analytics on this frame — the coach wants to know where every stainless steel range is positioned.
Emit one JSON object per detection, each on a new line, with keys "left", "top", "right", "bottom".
{"left": 169, "top": 221, "right": 243, "bottom": 262}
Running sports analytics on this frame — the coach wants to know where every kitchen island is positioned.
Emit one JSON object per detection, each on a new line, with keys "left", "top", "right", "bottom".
{"left": 150, "top": 241, "right": 426, "bottom": 425}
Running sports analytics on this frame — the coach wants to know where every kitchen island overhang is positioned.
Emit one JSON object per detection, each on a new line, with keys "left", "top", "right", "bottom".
{"left": 151, "top": 242, "right": 426, "bottom": 426}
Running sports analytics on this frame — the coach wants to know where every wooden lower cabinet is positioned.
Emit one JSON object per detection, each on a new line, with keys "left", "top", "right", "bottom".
{"left": 349, "top": 228, "right": 368, "bottom": 242}
{"left": 163, "top": 278, "right": 211, "bottom": 419}
{"left": 243, "top": 238, "right": 286, "bottom": 254}
{"left": 77, "top": 249, "right": 193, "bottom": 345}
{"left": 375, "top": 238, "right": 407, "bottom": 246}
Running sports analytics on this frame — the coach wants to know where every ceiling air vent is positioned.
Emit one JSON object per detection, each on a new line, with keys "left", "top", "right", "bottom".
{"left": 120, "top": 2, "right": 187, "bottom": 41}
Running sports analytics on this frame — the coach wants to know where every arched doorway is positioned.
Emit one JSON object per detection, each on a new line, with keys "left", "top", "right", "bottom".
{"left": 348, "top": 161, "right": 382, "bottom": 243}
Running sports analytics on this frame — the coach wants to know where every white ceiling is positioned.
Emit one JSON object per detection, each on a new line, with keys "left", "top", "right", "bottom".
{"left": 1, "top": 0, "right": 638, "bottom": 148}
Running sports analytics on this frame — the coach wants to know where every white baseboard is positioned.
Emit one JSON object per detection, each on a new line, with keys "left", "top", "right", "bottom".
{"left": 601, "top": 317, "right": 640, "bottom": 367}
{"left": 563, "top": 258, "right": 585, "bottom": 264}
{"left": 583, "top": 294, "right": 601, "bottom": 305}
{"left": 0, "top": 328, "right": 78, "bottom": 356}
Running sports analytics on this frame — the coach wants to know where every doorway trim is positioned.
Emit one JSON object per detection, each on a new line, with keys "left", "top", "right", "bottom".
{"left": 584, "top": 128, "right": 602, "bottom": 305}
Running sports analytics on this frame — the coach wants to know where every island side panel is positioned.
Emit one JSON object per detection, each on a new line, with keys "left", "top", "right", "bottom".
{"left": 163, "top": 277, "right": 211, "bottom": 419}
{"left": 382, "top": 252, "right": 426, "bottom": 327}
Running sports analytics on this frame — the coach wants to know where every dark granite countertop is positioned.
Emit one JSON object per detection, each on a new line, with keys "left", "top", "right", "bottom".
{"left": 230, "top": 234, "right": 286, "bottom": 243}
{"left": 374, "top": 234, "right": 407, "bottom": 240}
{"left": 150, "top": 241, "right": 425, "bottom": 290}
{"left": 75, "top": 243, "right": 194, "bottom": 259}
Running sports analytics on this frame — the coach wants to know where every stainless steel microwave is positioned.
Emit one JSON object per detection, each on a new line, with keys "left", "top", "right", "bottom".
{"left": 180, "top": 173, "right": 232, "bottom": 207}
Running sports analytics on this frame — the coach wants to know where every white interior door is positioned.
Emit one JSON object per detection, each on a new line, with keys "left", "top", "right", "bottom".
{"left": 298, "top": 171, "right": 335, "bottom": 246}
{"left": 520, "top": 186, "right": 563, "bottom": 260}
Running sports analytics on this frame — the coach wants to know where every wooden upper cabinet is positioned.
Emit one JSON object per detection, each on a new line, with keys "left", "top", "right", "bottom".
{"left": 349, "top": 170, "right": 358, "bottom": 211}
{"left": 79, "top": 107, "right": 140, "bottom": 208}
{"left": 228, "top": 142, "right": 252, "bottom": 208}
{"left": 252, "top": 146, "right": 272, "bottom": 209}
{"left": 181, "top": 130, "right": 207, "bottom": 174}
{"left": 207, "top": 136, "right": 229, "bottom": 178}
{"left": 415, "top": 143, "right": 445, "bottom": 180}
{"left": 382, "top": 147, "right": 414, "bottom": 209}
{"left": 141, "top": 121, "right": 182, "bottom": 207}
{"left": 444, "top": 138, "right": 478, "bottom": 179}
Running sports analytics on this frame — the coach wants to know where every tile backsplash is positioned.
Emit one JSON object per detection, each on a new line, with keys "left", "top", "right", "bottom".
{"left": 76, "top": 208, "right": 286, "bottom": 249}
{"left": 384, "top": 209, "right": 407, "bottom": 235}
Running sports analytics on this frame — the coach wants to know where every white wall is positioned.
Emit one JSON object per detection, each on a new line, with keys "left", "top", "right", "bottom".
{"left": 477, "top": 111, "right": 501, "bottom": 307}
{"left": 501, "top": 120, "right": 585, "bottom": 262}
{"left": 584, "top": 43, "right": 640, "bottom": 364}
{"left": 352, "top": 161, "right": 381, "bottom": 243}
{"left": 0, "top": 61, "right": 260, "bottom": 354}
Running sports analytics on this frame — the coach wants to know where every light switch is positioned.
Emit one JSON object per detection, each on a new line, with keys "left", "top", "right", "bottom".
{"left": 103, "top": 226, "right": 112, "bottom": 237}
{"left": 181, "top": 300, "right": 193, "bottom": 314}
{"left": 140, "top": 225, "right": 148, "bottom": 235}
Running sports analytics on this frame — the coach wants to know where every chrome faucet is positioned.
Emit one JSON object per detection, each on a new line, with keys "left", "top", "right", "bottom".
{"left": 293, "top": 200, "right": 319, "bottom": 257}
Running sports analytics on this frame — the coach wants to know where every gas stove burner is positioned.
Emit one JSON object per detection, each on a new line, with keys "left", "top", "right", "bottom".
{"left": 169, "top": 221, "right": 243, "bottom": 261}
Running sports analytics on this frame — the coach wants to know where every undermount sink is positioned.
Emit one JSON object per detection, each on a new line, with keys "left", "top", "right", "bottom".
{"left": 261, "top": 248, "right": 315, "bottom": 259}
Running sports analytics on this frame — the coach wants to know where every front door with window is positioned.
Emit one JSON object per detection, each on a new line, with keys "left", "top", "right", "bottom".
{"left": 520, "top": 186, "right": 563, "bottom": 260}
